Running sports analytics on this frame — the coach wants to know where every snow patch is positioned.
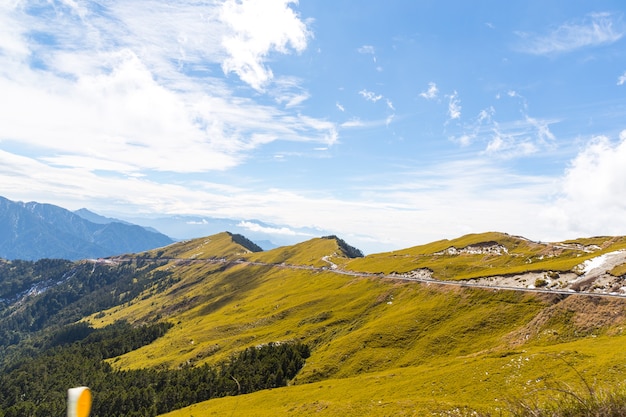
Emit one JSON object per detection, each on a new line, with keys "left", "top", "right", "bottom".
{"left": 579, "top": 250, "right": 626, "bottom": 275}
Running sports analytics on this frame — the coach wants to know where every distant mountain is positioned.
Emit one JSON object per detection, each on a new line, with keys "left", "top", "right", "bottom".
{"left": 0, "top": 196, "right": 173, "bottom": 260}
{"left": 122, "top": 214, "right": 326, "bottom": 249}
{"left": 74, "top": 208, "right": 163, "bottom": 234}
{"left": 253, "top": 239, "right": 279, "bottom": 250}
{"left": 73, "top": 208, "right": 133, "bottom": 225}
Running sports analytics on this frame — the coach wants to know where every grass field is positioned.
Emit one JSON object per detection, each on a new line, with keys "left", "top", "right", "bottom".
{"left": 84, "top": 232, "right": 626, "bottom": 415}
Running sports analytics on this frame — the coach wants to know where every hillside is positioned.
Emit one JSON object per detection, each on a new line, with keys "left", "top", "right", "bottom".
{"left": 0, "top": 196, "right": 173, "bottom": 260}
{"left": 88, "top": 232, "right": 626, "bottom": 415}
{"left": 344, "top": 232, "right": 626, "bottom": 294}
{"left": 1, "top": 231, "right": 626, "bottom": 416}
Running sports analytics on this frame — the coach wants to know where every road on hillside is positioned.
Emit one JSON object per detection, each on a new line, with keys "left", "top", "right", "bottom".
{"left": 102, "top": 256, "right": 626, "bottom": 300}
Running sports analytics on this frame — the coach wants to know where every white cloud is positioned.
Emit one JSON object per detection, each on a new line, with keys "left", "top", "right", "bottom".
{"left": 447, "top": 91, "right": 461, "bottom": 120}
{"left": 484, "top": 131, "right": 538, "bottom": 157}
{"left": 219, "top": 0, "right": 311, "bottom": 91}
{"left": 517, "top": 12, "right": 624, "bottom": 55}
{"left": 340, "top": 117, "right": 396, "bottom": 130}
{"left": 547, "top": 132, "right": 626, "bottom": 238}
{"left": 478, "top": 107, "right": 495, "bottom": 123}
{"left": 525, "top": 115, "right": 556, "bottom": 144}
{"left": 450, "top": 95, "right": 557, "bottom": 159}
{"left": 272, "top": 77, "right": 311, "bottom": 107}
{"left": 341, "top": 119, "right": 365, "bottom": 128}
{"left": 1, "top": 49, "right": 243, "bottom": 173}
{"left": 618, "top": 71, "right": 626, "bottom": 85}
{"left": 0, "top": 140, "right": 567, "bottom": 253}
{"left": 186, "top": 219, "right": 209, "bottom": 225}
{"left": 359, "top": 89, "right": 383, "bottom": 102}
{"left": 0, "top": 5, "right": 29, "bottom": 60}
{"left": 237, "top": 220, "right": 313, "bottom": 236}
{"left": 0, "top": 129, "right": 607, "bottom": 255}
{"left": 358, "top": 45, "right": 375, "bottom": 55}
{"left": 336, "top": 102, "right": 345, "bottom": 112}
{"left": 481, "top": 116, "right": 557, "bottom": 159}
{"left": 282, "top": 92, "right": 310, "bottom": 107}
{"left": 316, "top": 159, "right": 559, "bottom": 252}
{"left": 456, "top": 135, "right": 473, "bottom": 147}
{"left": 420, "top": 82, "right": 438, "bottom": 99}
{"left": 0, "top": 1, "right": 335, "bottom": 177}
{"left": 358, "top": 44, "right": 378, "bottom": 66}
{"left": 449, "top": 105, "right": 494, "bottom": 148}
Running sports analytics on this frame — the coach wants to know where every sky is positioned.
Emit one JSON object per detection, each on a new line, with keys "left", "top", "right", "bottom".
{"left": 2, "top": 0, "right": 626, "bottom": 254}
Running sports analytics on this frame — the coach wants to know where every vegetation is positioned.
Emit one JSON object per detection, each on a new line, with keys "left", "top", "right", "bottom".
{"left": 141, "top": 232, "right": 257, "bottom": 260}
{"left": 505, "top": 384, "right": 626, "bottom": 417}
{"left": 0, "top": 258, "right": 172, "bottom": 352}
{"left": 242, "top": 235, "right": 362, "bottom": 269}
{"left": 344, "top": 232, "right": 626, "bottom": 280}
{"left": 321, "top": 235, "right": 364, "bottom": 258}
{"left": 0, "top": 321, "right": 310, "bottom": 417}
{"left": 609, "top": 262, "right": 626, "bottom": 278}
{"left": 0, "top": 258, "right": 73, "bottom": 303}
{"left": 228, "top": 232, "right": 263, "bottom": 253}
{"left": 1, "top": 231, "right": 626, "bottom": 416}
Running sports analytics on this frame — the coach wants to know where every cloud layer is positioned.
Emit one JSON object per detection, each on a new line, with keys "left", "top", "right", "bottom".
{"left": 0, "top": 0, "right": 332, "bottom": 177}
{"left": 517, "top": 12, "right": 624, "bottom": 55}
{"left": 549, "top": 132, "right": 626, "bottom": 237}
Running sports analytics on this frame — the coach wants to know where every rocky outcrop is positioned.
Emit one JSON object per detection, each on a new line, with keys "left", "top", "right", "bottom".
{"left": 435, "top": 241, "right": 508, "bottom": 256}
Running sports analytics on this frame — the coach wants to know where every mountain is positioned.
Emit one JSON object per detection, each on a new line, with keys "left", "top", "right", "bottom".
{"left": 121, "top": 214, "right": 328, "bottom": 249}
{"left": 0, "top": 196, "right": 174, "bottom": 260}
{"left": 74, "top": 207, "right": 164, "bottom": 234}
{"left": 1, "top": 231, "right": 626, "bottom": 416}
{"left": 73, "top": 208, "right": 133, "bottom": 225}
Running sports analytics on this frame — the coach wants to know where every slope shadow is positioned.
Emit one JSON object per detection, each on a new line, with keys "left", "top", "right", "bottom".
{"left": 192, "top": 263, "right": 272, "bottom": 318}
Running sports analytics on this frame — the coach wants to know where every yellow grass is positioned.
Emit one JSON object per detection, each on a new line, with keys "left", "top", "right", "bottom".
{"left": 82, "top": 231, "right": 626, "bottom": 415}
{"left": 345, "top": 233, "right": 626, "bottom": 280}
{"left": 160, "top": 333, "right": 626, "bottom": 416}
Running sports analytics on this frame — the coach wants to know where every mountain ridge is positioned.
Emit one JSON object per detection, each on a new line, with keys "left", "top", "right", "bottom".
{"left": 0, "top": 196, "right": 174, "bottom": 260}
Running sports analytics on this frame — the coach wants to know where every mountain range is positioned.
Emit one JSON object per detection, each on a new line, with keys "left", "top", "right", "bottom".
{"left": 1, "top": 230, "right": 625, "bottom": 415}
{"left": 0, "top": 196, "right": 173, "bottom": 260}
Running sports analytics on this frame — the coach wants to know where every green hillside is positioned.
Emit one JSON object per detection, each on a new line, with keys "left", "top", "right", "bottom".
{"left": 75, "top": 232, "right": 626, "bottom": 416}
{"left": 139, "top": 231, "right": 261, "bottom": 260}
{"left": 2, "top": 231, "right": 626, "bottom": 415}
{"left": 344, "top": 232, "right": 626, "bottom": 279}
{"left": 245, "top": 235, "right": 361, "bottom": 267}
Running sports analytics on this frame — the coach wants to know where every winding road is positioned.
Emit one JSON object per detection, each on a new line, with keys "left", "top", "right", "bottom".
{"left": 104, "top": 252, "right": 626, "bottom": 300}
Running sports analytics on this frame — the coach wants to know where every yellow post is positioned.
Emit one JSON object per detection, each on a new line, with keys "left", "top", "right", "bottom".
{"left": 67, "top": 387, "right": 92, "bottom": 417}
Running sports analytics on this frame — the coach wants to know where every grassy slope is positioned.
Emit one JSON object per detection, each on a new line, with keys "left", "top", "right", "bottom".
{"left": 141, "top": 232, "right": 256, "bottom": 260}
{"left": 345, "top": 232, "right": 626, "bottom": 280}
{"left": 85, "top": 232, "right": 626, "bottom": 415}
{"left": 160, "top": 332, "right": 626, "bottom": 417}
{"left": 245, "top": 236, "right": 356, "bottom": 267}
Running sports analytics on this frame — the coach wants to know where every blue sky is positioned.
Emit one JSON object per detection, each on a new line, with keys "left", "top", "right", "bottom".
{"left": 2, "top": 1, "right": 626, "bottom": 253}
